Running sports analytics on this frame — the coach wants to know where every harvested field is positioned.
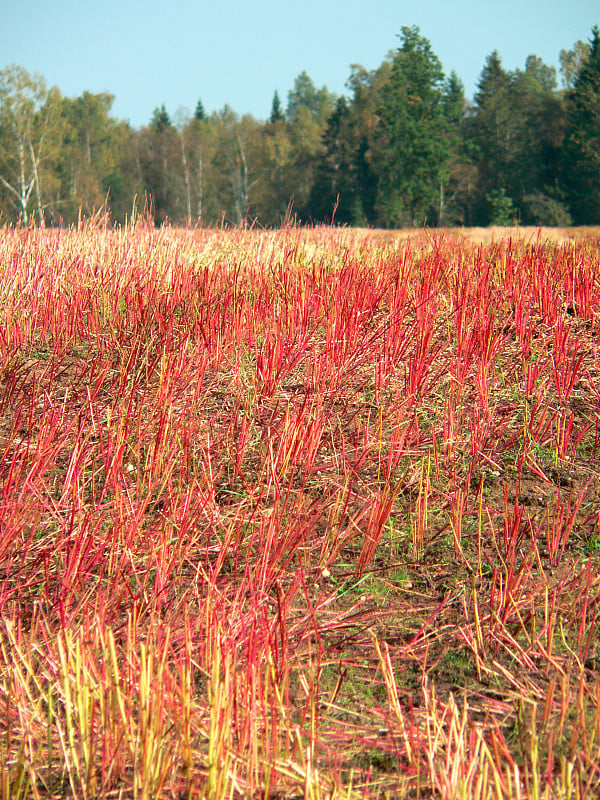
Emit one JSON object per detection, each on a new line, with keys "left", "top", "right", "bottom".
{"left": 0, "top": 223, "right": 599, "bottom": 798}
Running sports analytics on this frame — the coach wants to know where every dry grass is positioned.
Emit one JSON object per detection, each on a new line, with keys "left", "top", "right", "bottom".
{"left": 0, "top": 222, "right": 599, "bottom": 798}
{"left": 362, "top": 225, "right": 600, "bottom": 245}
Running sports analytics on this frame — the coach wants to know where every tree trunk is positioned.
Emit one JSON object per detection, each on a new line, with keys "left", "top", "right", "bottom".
{"left": 196, "top": 152, "right": 203, "bottom": 222}
{"left": 28, "top": 137, "right": 45, "bottom": 225}
{"left": 180, "top": 129, "right": 192, "bottom": 227}
{"left": 235, "top": 131, "right": 249, "bottom": 226}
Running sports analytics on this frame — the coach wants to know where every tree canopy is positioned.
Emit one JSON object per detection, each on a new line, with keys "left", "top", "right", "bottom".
{"left": 374, "top": 26, "right": 452, "bottom": 226}
{"left": 564, "top": 25, "right": 600, "bottom": 223}
{"left": 1, "top": 26, "right": 599, "bottom": 228}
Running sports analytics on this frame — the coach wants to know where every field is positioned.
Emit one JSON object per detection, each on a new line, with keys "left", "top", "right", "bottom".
{"left": 1, "top": 222, "right": 600, "bottom": 799}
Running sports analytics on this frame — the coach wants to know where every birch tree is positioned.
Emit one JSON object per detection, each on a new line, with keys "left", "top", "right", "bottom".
{"left": 0, "top": 65, "right": 63, "bottom": 224}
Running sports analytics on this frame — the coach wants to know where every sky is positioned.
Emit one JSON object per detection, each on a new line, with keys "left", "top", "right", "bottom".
{"left": 1, "top": 0, "right": 598, "bottom": 127}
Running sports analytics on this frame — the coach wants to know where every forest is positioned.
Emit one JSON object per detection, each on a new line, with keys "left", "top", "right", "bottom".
{"left": 1, "top": 24, "right": 599, "bottom": 229}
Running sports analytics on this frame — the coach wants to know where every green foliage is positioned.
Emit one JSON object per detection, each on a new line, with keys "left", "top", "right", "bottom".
{"left": 468, "top": 51, "right": 516, "bottom": 215}
{"left": 0, "top": 64, "right": 65, "bottom": 224}
{"left": 486, "top": 188, "right": 517, "bottom": 225}
{"left": 521, "top": 191, "right": 572, "bottom": 226}
{"left": 464, "top": 48, "right": 568, "bottom": 225}
{"left": 1, "top": 26, "right": 599, "bottom": 229}
{"left": 59, "top": 91, "right": 129, "bottom": 219}
{"left": 373, "top": 26, "right": 451, "bottom": 226}
{"left": 564, "top": 25, "right": 600, "bottom": 224}
{"left": 521, "top": 54, "right": 557, "bottom": 93}
{"left": 194, "top": 99, "right": 206, "bottom": 121}
{"left": 150, "top": 104, "right": 172, "bottom": 132}
{"left": 140, "top": 106, "right": 181, "bottom": 224}
{"left": 269, "top": 91, "right": 284, "bottom": 124}
{"left": 286, "top": 70, "right": 335, "bottom": 125}
{"left": 280, "top": 73, "right": 337, "bottom": 217}
{"left": 443, "top": 71, "right": 466, "bottom": 127}
{"left": 309, "top": 97, "right": 353, "bottom": 223}
{"left": 261, "top": 116, "right": 295, "bottom": 224}
{"left": 560, "top": 39, "right": 591, "bottom": 89}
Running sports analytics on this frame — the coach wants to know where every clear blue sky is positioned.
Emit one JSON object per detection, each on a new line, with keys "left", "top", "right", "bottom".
{"left": 1, "top": 0, "right": 597, "bottom": 127}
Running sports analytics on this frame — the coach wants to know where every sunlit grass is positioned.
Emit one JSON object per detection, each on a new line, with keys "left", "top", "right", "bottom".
{"left": 0, "top": 221, "right": 599, "bottom": 798}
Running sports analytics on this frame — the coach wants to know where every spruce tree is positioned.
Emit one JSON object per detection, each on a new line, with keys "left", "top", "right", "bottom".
{"left": 469, "top": 51, "right": 516, "bottom": 214}
{"left": 194, "top": 99, "right": 206, "bottom": 121}
{"left": 309, "top": 97, "right": 353, "bottom": 223}
{"left": 269, "top": 91, "right": 284, "bottom": 124}
{"left": 150, "top": 104, "right": 171, "bottom": 132}
{"left": 564, "top": 26, "right": 600, "bottom": 224}
{"left": 374, "top": 26, "right": 450, "bottom": 226}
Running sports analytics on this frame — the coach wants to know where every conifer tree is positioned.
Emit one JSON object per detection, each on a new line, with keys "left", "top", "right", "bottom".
{"left": 194, "top": 99, "right": 206, "bottom": 121}
{"left": 150, "top": 104, "right": 171, "bottom": 132}
{"left": 564, "top": 26, "right": 600, "bottom": 223}
{"left": 469, "top": 51, "right": 515, "bottom": 212}
{"left": 374, "top": 26, "right": 450, "bottom": 226}
{"left": 269, "top": 91, "right": 284, "bottom": 124}
{"left": 309, "top": 97, "right": 354, "bottom": 222}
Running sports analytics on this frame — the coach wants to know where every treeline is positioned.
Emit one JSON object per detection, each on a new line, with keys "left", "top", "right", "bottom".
{"left": 1, "top": 25, "right": 599, "bottom": 228}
